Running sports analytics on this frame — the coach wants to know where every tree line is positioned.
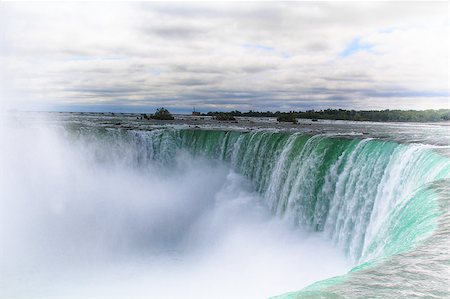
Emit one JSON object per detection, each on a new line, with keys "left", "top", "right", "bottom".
{"left": 203, "top": 109, "right": 450, "bottom": 122}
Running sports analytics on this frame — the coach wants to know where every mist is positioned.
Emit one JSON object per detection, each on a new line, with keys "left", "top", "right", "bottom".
{"left": 0, "top": 118, "right": 350, "bottom": 298}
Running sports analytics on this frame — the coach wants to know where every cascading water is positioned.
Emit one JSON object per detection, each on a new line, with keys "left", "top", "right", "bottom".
{"left": 1, "top": 114, "right": 449, "bottom": 298}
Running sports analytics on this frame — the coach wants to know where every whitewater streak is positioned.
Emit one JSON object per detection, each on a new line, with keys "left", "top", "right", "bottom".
{"left": 1, "top": 119, "right": 449, "bottom": 298}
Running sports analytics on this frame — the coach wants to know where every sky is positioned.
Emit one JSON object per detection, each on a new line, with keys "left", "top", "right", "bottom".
{"left": 0, "top": 1, "right": 449, "bottom": 113}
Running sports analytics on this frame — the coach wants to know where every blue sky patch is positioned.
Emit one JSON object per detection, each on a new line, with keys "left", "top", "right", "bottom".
{"left": 339, "top": 37, "right": 374, "bottom": 58}
{"left": 379, "top": 27, "right": 396, "bottom": 34}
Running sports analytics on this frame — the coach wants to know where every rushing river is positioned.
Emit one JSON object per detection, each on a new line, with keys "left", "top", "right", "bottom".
{"left": 0, "top": 112, "right": 449, "bottom": 298}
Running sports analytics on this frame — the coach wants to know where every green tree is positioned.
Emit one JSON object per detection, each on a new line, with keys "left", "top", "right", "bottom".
{"left": 151, "top": 107, "right": 174, "bottom": 120}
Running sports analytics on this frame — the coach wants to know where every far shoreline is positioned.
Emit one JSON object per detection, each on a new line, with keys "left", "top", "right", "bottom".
{"left": 6, "top": 108, "right": 450, "bottom": 124}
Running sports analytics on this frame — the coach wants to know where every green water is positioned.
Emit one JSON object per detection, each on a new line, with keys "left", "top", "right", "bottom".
{"left": 69, "top": 126, "right": 450, "bottom": 298}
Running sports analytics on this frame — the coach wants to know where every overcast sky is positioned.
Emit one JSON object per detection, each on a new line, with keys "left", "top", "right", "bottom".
{"left": 0, "top": 2, "right": 448, "bottom": 113}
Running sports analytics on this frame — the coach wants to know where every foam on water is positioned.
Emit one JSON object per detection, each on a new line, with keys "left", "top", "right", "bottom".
{"left": 1, "top": 114, "right": 449, "bottom": 298}
{"left": 0, "top": 122, "right": 350, "bottom": 298}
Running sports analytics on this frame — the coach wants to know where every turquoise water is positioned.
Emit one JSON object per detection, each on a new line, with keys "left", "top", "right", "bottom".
{"left": 3, "top": 112, "right": 449, "bottom": 298}
{"left": 66, "top": 124, "right": 450, "bottom": 298}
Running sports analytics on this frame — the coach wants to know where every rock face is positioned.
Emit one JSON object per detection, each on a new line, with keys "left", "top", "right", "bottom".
{"left": 277, "top": 113, "right": 298, "bottom": 123}
{"left": 213, "top": 113, "right": 237, "bottom": 122}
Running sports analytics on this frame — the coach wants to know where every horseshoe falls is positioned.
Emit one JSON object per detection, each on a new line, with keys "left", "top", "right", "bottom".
{"left": 0, "top": 114, "right": 449, "bottom": 298}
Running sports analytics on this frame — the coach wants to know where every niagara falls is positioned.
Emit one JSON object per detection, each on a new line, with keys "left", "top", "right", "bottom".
{"left": 1, "top": 113, "right": 449, "bottom": 298}
{"left": 0, "top": 2, "right": 449, "bottom": 299}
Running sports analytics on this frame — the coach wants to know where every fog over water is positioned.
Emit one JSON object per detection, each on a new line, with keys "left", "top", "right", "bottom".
{"left": 0, "top": 119, "right": 350, "bottom": 298}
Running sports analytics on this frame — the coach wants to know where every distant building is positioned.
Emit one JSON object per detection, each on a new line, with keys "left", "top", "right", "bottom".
{"left": 192, "top": 108, "right": 201, "bottom": 116}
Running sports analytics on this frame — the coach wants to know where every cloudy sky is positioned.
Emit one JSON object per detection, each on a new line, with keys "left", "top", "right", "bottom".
{"left": 0, "top": 1, "right": 448, "bottom": 113}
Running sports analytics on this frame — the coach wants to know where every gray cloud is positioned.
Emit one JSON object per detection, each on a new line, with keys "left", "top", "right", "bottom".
{"left": 145, "top": 26, "right": 207, "bottom": 40}
{"left": 0, "top": 2, "right": 448, "bottom": 112}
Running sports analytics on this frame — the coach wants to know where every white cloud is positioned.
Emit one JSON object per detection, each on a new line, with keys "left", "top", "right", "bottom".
{"left": 0, "top": 2, "right": 448, "bottom": 112}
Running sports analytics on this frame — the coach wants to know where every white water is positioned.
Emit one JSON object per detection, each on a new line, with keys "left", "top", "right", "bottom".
{"left": 0, "top": 122, "right": 350, "bottom": 298}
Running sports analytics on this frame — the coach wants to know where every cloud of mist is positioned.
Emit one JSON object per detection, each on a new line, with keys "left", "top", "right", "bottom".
{"left": 0, "top": 119, "right": 350, "bottom": 298}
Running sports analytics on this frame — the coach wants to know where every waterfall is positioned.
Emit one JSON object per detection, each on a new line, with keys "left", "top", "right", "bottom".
{"left": 69, "top": 127, "right": 450, "bottom": 265}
